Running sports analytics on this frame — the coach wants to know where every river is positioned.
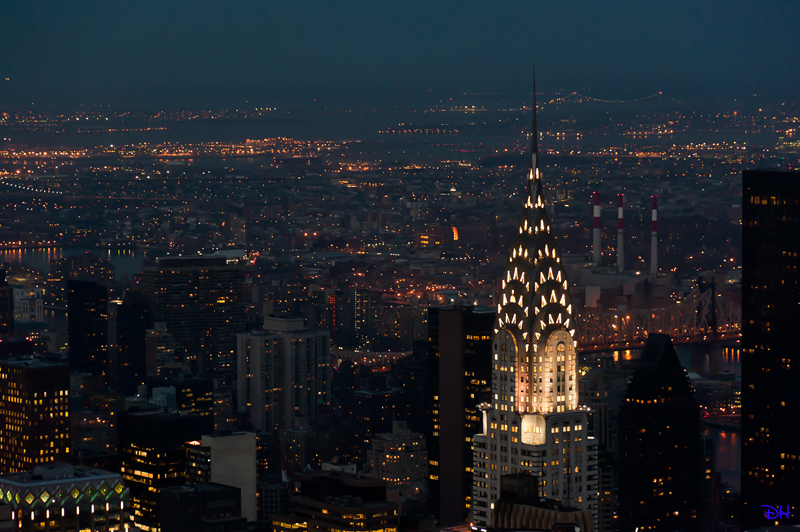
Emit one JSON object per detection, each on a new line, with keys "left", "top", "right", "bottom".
{"left": 685, "top": 346, "right": 741, "bottom": 493}
{"left": 705, "top": 426, "right": 740, "bottom": 493}
{"left": 0, "top": 247, "right": 152, "bottom": 280}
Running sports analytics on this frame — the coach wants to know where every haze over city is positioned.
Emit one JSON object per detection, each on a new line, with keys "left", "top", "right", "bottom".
{"left": 2, "top": 1, "right": 800, "bottom": 110}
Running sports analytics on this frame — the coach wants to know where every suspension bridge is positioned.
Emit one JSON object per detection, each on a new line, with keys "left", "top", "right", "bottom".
{"left": 576, "top": 285, "right": 741, "bottom": 354}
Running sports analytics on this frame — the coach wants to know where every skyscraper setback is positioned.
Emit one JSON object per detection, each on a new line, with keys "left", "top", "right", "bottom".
{"left": 471, "top": 75, "right": 597, "bottom": 528}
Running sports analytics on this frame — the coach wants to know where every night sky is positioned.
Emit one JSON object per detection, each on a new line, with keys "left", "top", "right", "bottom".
{"left": 2, "top": 1, "right": 798, "bottom": 109}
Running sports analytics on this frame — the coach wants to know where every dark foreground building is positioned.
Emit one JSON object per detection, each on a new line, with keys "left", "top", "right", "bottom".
{"left": 109, "top": 290, "right": 152, "bottom": 387}
{"left": 427, "top": 305, "right": 493, "bottom": 526}
{"left": 490, "top": 474, "right": 593, "bottom": 532}
{"left": 617, "top": 333, "right": 702, "bottom": 532}
{"left": 119, "top": 409, "right": 205, "bottom": 531}
{"left": 160, "top": 483, "right": 247, "bottom": 532}
{"left": 272, "top": 470, "right": 398, "bottom": 532}
{"left": 742, "top": 169, "right": 800, "bottom": 528}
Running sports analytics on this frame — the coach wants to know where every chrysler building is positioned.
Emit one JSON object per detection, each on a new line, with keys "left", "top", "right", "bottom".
{"left": 471, "top": 74, "right": 598, "bottom": 528}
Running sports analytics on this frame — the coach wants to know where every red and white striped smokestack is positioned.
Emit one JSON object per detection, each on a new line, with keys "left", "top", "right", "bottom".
{"left": 617, "top": 194, "right": 624, "bottom": 273}
{"left": 650, "top": 195, "right": 658, "bottom": 275}
{"left": 592, "top": 192, "right": 601, "bottom": 264}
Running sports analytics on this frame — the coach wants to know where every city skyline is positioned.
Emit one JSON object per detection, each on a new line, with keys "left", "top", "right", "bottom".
{"left": 0, "top": 69, "right": 754, "bottom": 530}
{"left": 0, "top": 4, "right": 794, "bottom": 530}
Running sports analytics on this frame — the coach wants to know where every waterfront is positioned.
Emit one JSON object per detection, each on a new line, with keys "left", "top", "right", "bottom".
{"left": 0, "top": 247, "right": 151, "bottom": 280}
{"left": 686, "top": 346, "right": 741, "bottom": 493}
{"left": 677, "top": 345, "right": 741, "bottom": 377}
{"left": 706, "top": 426, "right": 740, "bottom": 492}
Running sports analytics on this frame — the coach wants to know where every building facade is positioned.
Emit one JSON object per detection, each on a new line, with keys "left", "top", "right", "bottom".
{"left": 0, "top": 358, "right": 71, "bottom": 473}
{"left": 237, "top": 317, "right": 330, "bottom": 433}
{"left": 273, "top": 471, "right": 399, "bottom": 532}
{"left": 578, "top": 353, "right": 628, "bottom": 532}
{"left": 141, "top": 254, "right": 247, "bottom": 378}
{"left": 184, "top": 432, "right": 257, "bottom": 522}
{"left": 257, "top": 477, "right": 288, "bottom": 524}
{"left": 145, "top": 323, "right": 178, "bottom": 376}
{"left": 0, "top": 270, "right": 13, "bottom": 338}
{"left": 160, "top": 483, "right": 246, "bottom": 532}
{"left": 12, "top": 286, "right": 44, "bottom": 324}
{"left": 0, "top": 463, "right": 129, "bottom": 532}
{"left": 108, "top": 290, "right": 152, "bottom": 386}
{"left": 578, "top": 354, "right": 627, "bottom": 452}
{"left": 427, "top": 306, "right": 493, "bottom": 526}
{"left": 391, "top": 341, "right": 427, "bottom": 434}
{"left": 741, "top": 169, "right": 800, "bottom": 528}
{"left": 350, "top": 375, "right": 401, "bottom": 463}
{"left": 366, "top": 420, "right": 427, "bottom": 494}
{"left": 67, "top": 280, "right": 108, "bottom": 377}
{"left": 471, "top": 83, "right": 598, "bottom": 528}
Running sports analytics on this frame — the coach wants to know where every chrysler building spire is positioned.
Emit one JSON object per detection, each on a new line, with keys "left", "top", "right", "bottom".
{"left": 496, "top": 67, "right": 577, "bottom": 415}
{"left": 472, "top": 71, "right": 597, "bottom": 529}
{"left": 531, "top": 65, "right": 539, "bottom": 169}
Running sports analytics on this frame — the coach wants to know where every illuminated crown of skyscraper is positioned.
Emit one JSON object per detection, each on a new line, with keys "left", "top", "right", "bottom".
{"left": 495, "top": 68, "right": 577, "bottom": 414}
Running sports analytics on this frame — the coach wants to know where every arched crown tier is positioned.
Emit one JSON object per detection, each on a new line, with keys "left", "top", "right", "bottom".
{"left": 492, "top": 78, "right": 579, "bottom": 415}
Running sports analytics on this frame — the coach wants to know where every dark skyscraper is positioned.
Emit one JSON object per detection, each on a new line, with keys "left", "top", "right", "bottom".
{"left": 427, "top": 305, "right": 493, "bottom": 526}
{"left": 391, "top": 340, "right": 428, "bottom": 434}
{"left": 579, "top": 354, "right": 628, "bottom": 532}
{"left": 0, "top": 270, "right": 13, "bottom": 339}
{"left": 350, "top": 373, "right": 400, "bottom": 464}
{"left": 741, "top": 169, "right": 800, "bottom": 529}
{"left": 617, "top": 333, "right": 702, "bottom": 532}
{"left": 68, "top": 279, "right": 109, "bottom": 378}
{"left": 110, "top": 290, "right": 152, "bottom": 387}
{"left": 142, "top": 254, "right": 247, "bottom": 378}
